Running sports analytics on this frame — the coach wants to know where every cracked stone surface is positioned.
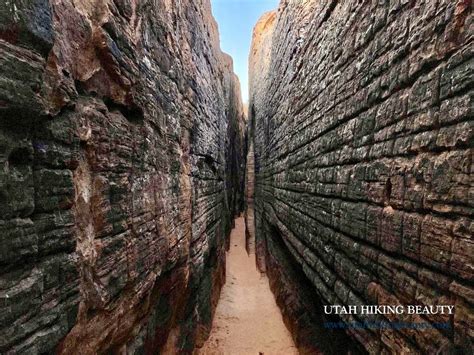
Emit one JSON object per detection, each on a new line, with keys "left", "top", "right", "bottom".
{"left": 247, "top": 0, "right": 473, "bottom": 353}
{"left": 0, "top": 0, "right": 245, "bottom": 353}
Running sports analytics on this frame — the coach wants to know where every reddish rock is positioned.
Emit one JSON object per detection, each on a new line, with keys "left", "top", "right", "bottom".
{"left": 0, "top": 0, "right": 245, "bottom": 353}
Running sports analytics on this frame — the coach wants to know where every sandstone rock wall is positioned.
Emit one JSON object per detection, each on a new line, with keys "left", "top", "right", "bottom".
{"left": 246, "top": 11, "right": 276, "bottom": 269}
{"left": 0, "top": 0, "right": 245, "bottom": 353}
{"left": 248, "top": 0, "right": 473, "bottom": 353}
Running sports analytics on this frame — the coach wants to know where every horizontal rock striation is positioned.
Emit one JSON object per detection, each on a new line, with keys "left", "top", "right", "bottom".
{"left": 246, "top": 11, "right": 276, "bottom": 270}
{"left": 0, "top": 0, "right": 244, "bottom": 353}
{"left": 248, "top": 0, "right": 473, "bottom": 353}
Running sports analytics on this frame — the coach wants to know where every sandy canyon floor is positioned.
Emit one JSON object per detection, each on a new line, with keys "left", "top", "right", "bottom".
{"left": 198, "top": 217, "right": 297, "bottom": 355}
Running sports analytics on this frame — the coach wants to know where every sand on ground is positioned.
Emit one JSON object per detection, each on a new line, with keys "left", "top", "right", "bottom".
{"left": 197, "top": 217, "right": 297, "bottom": 355}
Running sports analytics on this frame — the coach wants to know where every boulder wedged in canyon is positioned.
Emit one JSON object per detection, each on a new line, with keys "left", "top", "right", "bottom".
{"left": 0, "top": 0, "right": 245, "bottom": 353}
{"left": 248, "top": 0, "right": 473, "bottom": 353}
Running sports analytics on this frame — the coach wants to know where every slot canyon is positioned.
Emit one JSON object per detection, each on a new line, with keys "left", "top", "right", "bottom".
{"left": 0, "top": 0, "right": 472, "bottom": 354}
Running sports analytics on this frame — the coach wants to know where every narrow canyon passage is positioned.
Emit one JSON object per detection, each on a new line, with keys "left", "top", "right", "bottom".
{"left": 198, "top": 217, "right": 297, "bottom": 355}
{"left": 1, "top": 0, "right": 472, "bottom": 354}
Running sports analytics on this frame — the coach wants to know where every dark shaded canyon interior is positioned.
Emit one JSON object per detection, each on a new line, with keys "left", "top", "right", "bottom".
{"left": 0, "top": 0, "right": 472, "bottom": 354}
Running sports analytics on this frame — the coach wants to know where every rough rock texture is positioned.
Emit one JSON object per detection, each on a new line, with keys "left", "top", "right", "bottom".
{"left": 245, "top": 141, "right": 256, "bottom": 255}
{"left": 248, "top": 0, "right": 473, "bottom": 353}
{"left": 0, "top": 0, "right": 245, "bottom": 353}
{"left": 246, "top": 11, "right": 275, "bottom": 267}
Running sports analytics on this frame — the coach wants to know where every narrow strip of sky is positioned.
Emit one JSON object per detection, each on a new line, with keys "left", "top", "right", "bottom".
{"left": 210, "top": 0, "right": 279, "bottom": 104}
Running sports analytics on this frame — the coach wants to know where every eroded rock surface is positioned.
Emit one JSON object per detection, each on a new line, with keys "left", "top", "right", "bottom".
{"left": 0, "top": 0, "right": 245, "bottom": 353}
{"left": 248, "top": 0, "right": 473, "bottom": 353}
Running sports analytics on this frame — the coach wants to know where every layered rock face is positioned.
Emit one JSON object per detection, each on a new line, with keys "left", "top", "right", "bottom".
{"left": 246, "top": 11, "right": 276, "bottom": 268}
{"left": 248, "top": 0, "right": 473, "bottom": 353}
{"left": 0, "top": 0, "right": 245, "bottom": 353}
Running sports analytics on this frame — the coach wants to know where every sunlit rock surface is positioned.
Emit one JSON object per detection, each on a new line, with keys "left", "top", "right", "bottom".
{"left": 248, "top": 0, "right": 473, "bottom": 353}
{"left": 0, "top": 0, "right": 245, "bottom": 353}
